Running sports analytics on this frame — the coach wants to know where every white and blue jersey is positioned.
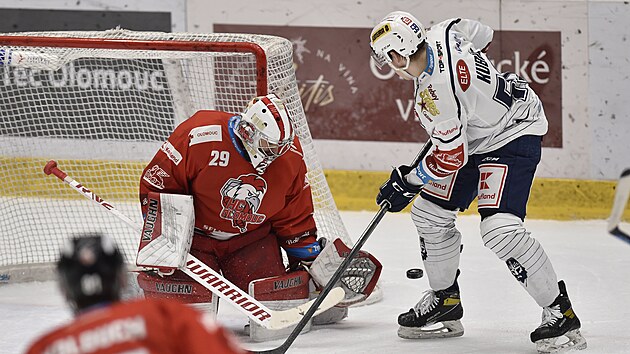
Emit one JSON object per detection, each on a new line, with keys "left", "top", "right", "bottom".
{"left": 412, "top": 18, "right": 548, "bottom": 184}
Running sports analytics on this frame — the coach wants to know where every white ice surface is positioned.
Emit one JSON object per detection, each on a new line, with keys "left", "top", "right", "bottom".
{"left": 2, "top": 211, "right": 629, "bottom": 354}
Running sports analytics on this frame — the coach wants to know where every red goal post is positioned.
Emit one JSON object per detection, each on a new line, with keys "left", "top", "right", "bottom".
{"left": 0, "top": 29, "right": 349, "bottom": 283}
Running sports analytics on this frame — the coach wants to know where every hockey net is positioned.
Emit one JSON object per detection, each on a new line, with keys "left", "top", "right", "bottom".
{"left": 0, "top": 29, "right": 351, "bottom": 283}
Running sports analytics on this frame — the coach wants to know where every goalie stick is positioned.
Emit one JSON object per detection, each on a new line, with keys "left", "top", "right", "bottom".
{"left": 253, "top": 141, "right": 434, "bottom": 354}
{"left": 43, "top": 160, "right": 344, "bottom": 330}
{"left": 608, "top": 168, "right": 630, "bottom": 244}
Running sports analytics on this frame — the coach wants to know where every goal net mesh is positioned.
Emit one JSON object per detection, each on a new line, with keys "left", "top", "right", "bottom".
{"left": 0, "top": 29, "right": 350, "bottom": 282}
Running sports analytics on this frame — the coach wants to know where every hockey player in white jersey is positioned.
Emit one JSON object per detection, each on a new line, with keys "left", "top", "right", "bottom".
{"left": 370, "top": 11, "right": 586, "bottom": 353}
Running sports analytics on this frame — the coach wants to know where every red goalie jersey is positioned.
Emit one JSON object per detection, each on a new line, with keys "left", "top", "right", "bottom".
{"left": 25, "top": 298, "right": 247, "bottom": 354}
{"left": 139, "top": 110, "right": 317, "bottom": 257}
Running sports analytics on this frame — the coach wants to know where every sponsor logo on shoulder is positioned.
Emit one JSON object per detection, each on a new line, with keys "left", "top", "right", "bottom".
{"left": 418, "top": 85, "right": 440, "bottom": 120}
{"left": 452, "top": 34, "right": 463, "bottom": 54}
{"left": 160, "top": 141, "right": 182, "bottom": 165}
{"left": 189, "top": 125, "right": 222, "bottom": 146}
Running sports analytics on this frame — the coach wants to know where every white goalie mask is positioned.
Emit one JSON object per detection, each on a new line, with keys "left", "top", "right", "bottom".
{"left": 234, "top": 93, "right": 295, "bottom": 174}
{"left": 370, "top": 11, "right": 427, "bottom": 71}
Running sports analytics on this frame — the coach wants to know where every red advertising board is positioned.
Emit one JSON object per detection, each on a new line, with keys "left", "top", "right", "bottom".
{"left": 215, "top": 24, "right": 562, "bottom": 147}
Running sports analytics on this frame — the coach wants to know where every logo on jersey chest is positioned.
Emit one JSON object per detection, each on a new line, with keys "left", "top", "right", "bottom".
{"left": 456, "top": 60, "right": 471, "bottom": 92}
{"left": 417, "top": 84, "right": 440, "bottom": 121}
{"left": 219, "top": 174, "right": 268, "bottom": 232}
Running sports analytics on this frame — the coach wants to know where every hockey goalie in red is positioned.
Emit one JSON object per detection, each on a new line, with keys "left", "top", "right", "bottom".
{"left": 25, "top": 234, "right": 247, "bottom": 354}
{"left": 137, "top": 93, "right": 381, "bottom": 340}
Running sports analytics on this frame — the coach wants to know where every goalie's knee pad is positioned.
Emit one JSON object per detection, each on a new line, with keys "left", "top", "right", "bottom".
{"left": 247, "top": 270, "right": 312, "bottom": 342}
{"left": 136, "top": 270, "right": 217, "bottom": 310}
{"left": 480, "top": 213, "right": 559, "bottom": 306}
{"left": 411, "top": 197, "right": 462, "bottom": 290}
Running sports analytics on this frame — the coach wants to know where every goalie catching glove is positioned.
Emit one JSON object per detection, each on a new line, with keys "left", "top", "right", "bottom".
{"left": 304, "top": 238, "right": 382, "bottom": 307}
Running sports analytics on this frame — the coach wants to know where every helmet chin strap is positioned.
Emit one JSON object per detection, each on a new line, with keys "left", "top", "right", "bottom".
{"left": 389, "top": 57, "right": 415, "bottom": 80}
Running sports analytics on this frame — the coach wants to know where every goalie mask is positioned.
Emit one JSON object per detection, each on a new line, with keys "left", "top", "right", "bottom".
{"left": 234, "top": 93, "right": 295, "bottom": 174}
{"left": 57, "top": 233, "right": 125, "bottom": 312}
{"left": 370, "top": 11, "right": 427, "bottom": 73}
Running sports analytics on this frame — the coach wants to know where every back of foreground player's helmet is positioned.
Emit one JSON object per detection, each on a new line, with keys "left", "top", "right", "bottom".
{"left": 234, "top": 93, "right": 295, "bottom": 174}
{"left": 370, "top": 11, "right": 427, "bottom": 69}
{"left": 57, "top": 233, "right": 125, "bottom": 312}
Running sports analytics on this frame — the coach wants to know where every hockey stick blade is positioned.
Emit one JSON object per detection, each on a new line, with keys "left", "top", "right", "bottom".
{"left": 267, "top": 287, "right": 345, "bottom": 330}
{"left": 610, "top": 226, "right": 630, "bottom": 244}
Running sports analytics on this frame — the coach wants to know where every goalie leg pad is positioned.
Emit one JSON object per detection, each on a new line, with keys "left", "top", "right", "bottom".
{"left": 480, "top": 213, "right": 559, "bottom": 307}
{"left": 308, "top": 238, "right": 382, "bottom": 307}
{"left": 137, "top": 270, "right": 215, "bottom": 304}
{"left": 411, "top": 197, "right": 462, "bottom": 291}
{"left": 247, "top": 271, "right": 312, "bottom": 342}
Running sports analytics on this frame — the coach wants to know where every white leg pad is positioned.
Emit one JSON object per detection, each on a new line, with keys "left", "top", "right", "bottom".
{"left": 411, "top": 197, "right": 462, "bottom": 290}
{"left": 480, "top": 213, "right": 559, "bottom": 307}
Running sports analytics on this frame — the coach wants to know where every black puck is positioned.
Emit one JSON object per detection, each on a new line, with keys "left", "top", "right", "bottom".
{"left": 406, "top": 268, "right": 424, "bottom": 279}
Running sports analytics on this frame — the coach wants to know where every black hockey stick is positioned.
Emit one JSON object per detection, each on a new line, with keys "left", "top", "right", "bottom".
{"left": 252, "top": 141, "right": 433, "bottom": 354}
{"left": 609, "top": 227, "right": 630, "bottom": 244}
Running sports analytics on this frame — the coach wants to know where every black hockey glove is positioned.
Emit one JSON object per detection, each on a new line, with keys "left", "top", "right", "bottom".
{"left": 376, "top": 165, "right": 423, "bottom": 212}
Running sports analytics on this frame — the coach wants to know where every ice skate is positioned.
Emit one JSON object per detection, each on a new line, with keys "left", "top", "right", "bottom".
{"left": 397, "top": 272, "right": 463, "bottom": 339}
{"left": 530, "top": 281, "right": 587, "bottom": 353}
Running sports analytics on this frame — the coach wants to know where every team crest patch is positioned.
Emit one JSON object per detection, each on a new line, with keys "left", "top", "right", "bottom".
{"left": 506, "top": 257, "right": 528, "bottom": 284}
{"left": 143, "top": 165, "right": 170, "bottom": 190}
{"left": 219, "top": 174, "right": 268, "bottom": 232}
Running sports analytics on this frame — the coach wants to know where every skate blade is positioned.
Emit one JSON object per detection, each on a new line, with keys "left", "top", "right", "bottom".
{"left": 535, "top": 329, "right": 587, "bottom": 353}
{"left": 398, "top": 320, "right": 464, "bottom": 339}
